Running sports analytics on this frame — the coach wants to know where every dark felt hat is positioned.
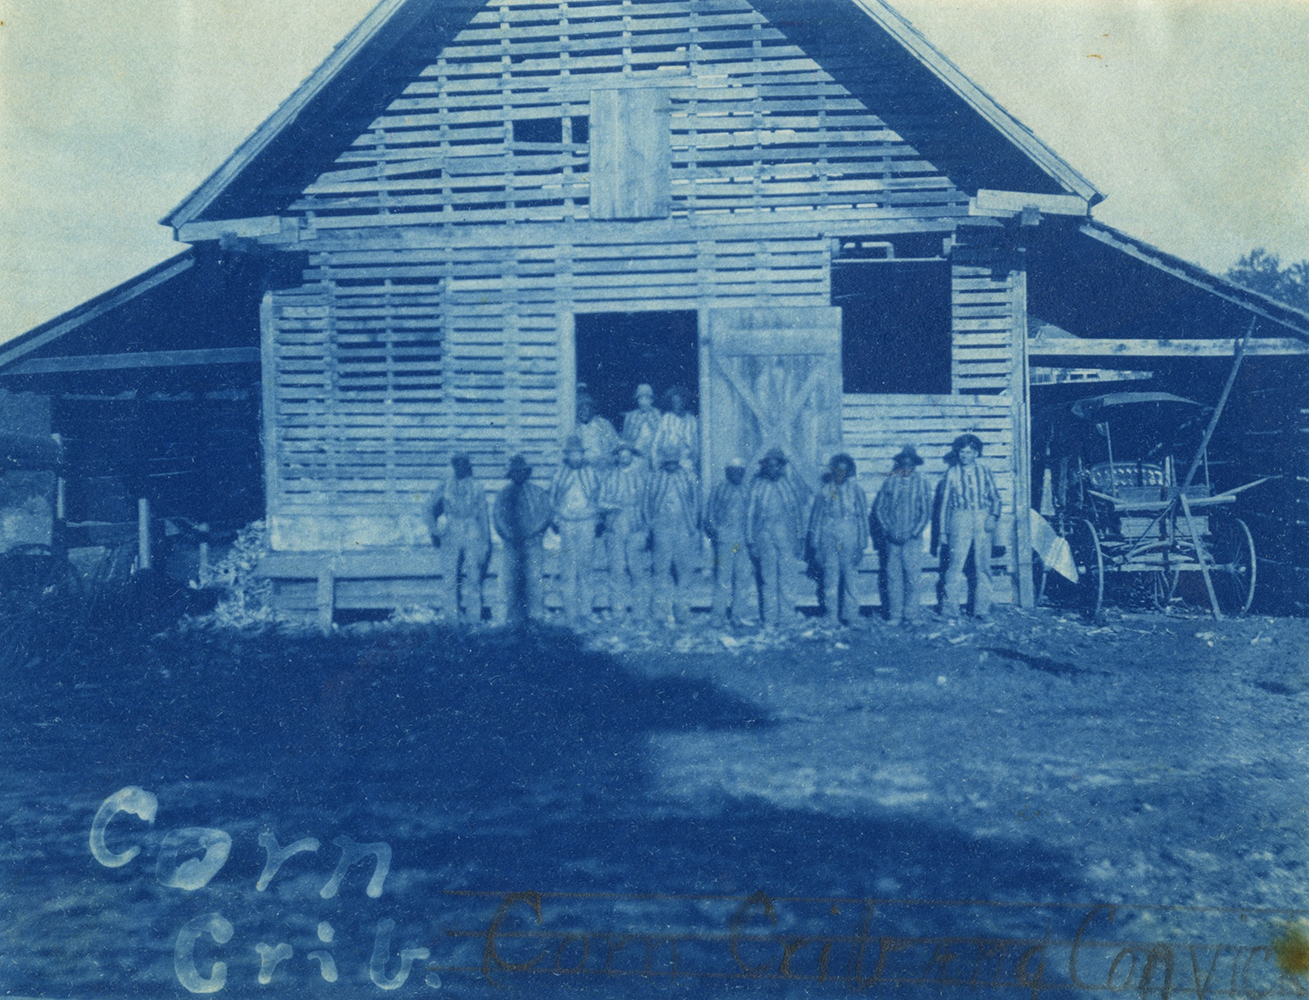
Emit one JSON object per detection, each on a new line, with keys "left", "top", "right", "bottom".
{"left": 829, "top": 452, "right": 856, "bottom": 474}
{"left": 892, "top": 446, "right": 924, "bottom": 467}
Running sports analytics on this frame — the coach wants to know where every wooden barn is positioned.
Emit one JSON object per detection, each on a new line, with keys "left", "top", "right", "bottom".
{"left": 3, "top": 0, "right": 1307, "bottom": 619}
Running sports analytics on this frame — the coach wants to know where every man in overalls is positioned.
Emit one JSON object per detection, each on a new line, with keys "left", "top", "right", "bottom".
{"left": 551, "top": 435, "right": 601, "bottom": 625}
{"left": 493, "top": 454, "right": 552, "bottom": 626}
{"left": 746, "top": 448, "right": 806, "bottom": 627}
{"left": 426, "top": 453, "right": 490, "bottom": 623}
{"left": 707, "top": 458, "right": 753, "bottom": 624}
{"left": 644, "top": 447, "right": 702, "bottom": 625}
{"left": 598, "top": 440, "right": 650, "bottom": 618}
{"left": 808, "top": 453, "right": 869, "bottom": 626}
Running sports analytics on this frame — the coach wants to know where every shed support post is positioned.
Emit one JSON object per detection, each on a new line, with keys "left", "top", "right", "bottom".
{"left": 1010, "top": 267, "right": 1035, "bottom": 607}
{"left": 137, "top": 497, "right": 152, "bottom": 572}
{"left": 316, "top": 563, "right": 335, "bottom": 635}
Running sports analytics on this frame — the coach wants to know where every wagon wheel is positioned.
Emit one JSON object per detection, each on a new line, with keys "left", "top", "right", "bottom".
{"left": 1068, "top": 519, "right": 1104, "bottom": 619}
{"left": 1207, "top": 514, "right": 1256, "bottom": 616}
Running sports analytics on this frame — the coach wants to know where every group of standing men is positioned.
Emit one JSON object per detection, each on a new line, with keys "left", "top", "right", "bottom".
{"left": 426, "top": 382, "right": 1002, "bottom": 628}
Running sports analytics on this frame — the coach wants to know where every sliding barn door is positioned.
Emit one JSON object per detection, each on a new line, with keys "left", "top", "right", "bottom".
{"left": 705, "top": 307, "right": 843, "bottom": 489}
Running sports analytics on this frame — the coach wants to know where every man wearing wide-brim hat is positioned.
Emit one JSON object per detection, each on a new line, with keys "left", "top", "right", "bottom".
{"left": 622, "top": 383, "right": 661, "bottom": 463}
{"left": 493, "top": 454, "right": 553, "bottom": 625}
{"left": 808, "top": 453, "right": 869, "bottom": 626}
{"left": 425, "top": 452, "right": 491, "bottom": 623}
{"left": 746, "top": 447, "right": 807, "bottom": 625}
{"left": 643, "top": 445, "right": 702, "bottom": 625}
{"left": 706, "top": 457, "right": 753, "bottom": 624}
{"left": 941, "top": 433, "right": 1002, "bottom": 621}
{"left": 551, "top": 435, "right": 602, "bottom": 625}
{"left": 873, "top": 445, "right": 933, "bottom": 625}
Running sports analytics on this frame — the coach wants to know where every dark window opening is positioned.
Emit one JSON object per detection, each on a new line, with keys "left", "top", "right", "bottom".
{"left": 833, "top": 260, "right": 952, "bottom": 395}
{"left": 574, "top": 311, "right": 698, "bottom": 427}
{"left": 512, "top": 116, "right": 589, "bottom": 145}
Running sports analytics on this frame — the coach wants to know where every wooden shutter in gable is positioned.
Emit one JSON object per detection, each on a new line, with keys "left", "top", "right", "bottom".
{"left": 589, "top": 87, "right": 671, "bottom": 221}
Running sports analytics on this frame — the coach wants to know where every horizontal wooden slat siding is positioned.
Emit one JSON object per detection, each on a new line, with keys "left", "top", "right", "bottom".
{"left": 289, "top": 0, "right": 968, "bottom": 232}
{"left": 842, "top": 392, "right": 1018, "bottom": 597}
{"left": 269, "top": 279, "right": 467, "bottom": 551}
{"left": 952, "top": 265, "right": 1015, "bottom": 395}
{"left": 269, "top": 222, "right": 841, "bottom": 549}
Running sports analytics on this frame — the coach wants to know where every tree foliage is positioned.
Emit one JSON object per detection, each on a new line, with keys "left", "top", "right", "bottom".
{"left": 1226, "top": 248, "right": 1309, "bottom": 313}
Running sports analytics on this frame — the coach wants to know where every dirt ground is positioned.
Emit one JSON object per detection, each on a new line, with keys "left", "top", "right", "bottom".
{"left": 1, "top": 601, "right": 1307, "bottom": 998}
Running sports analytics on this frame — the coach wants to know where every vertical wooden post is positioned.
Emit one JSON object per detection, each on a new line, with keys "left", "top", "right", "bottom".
{"left": 259, "top": 292, "right": 280, "bottom": 548}
{"left": 55, "top": 477, "right": 66, "bottom": 521}
{"left": 697, "top": 307, "right": 712, "bottom": 488}
{"left": 1010, "top": 267, "right": 1035, "bottom": 607}
{"left": 316, "top": 561, "right": 335, "bottom": 635}
{"left": 559, "top": 310, "right": 577, "bottom": 443}
{"left": 137, "top": 497, "right": 152, "bottom": 572}
{"left": 198, "top": 522, "right": 210, "bottom": 585}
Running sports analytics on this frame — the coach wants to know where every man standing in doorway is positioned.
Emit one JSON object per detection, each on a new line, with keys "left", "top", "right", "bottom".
{"left": 808, "top": 453, "right": 869, "bottom": 626}
{"left": 622, "top": 383, "right": 661, "bottom": 464}
{"left": 551, "top": 435, "right": 601, "bottom": 625}
{"left": 747, "top": 448, "right": 806, "bottom": 627}
{"left": 873, "top": 445, "right": 933, "bottom": 626}
{"left": 493, "top": 454, "right": 552, "bottom": 626}
{"left": 575, "top": 392, "right": 619, "bottom": 470}
{"left": 426, "top": 453, "right": 490, "bottom": 623}
{"left": 650, "top": 386, "right": 699, "bottom": 474}
{"left": 941, "top": 433, "right": 1002, "bottom": 621}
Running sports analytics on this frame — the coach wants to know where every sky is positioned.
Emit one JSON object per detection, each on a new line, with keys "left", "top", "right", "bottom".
{"left": 0, "top": 0, "right": 1307, "bottom": 343}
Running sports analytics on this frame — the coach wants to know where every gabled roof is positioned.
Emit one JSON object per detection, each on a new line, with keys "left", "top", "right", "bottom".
{"left": 783, "top": 0, "right": 1100, "bottom": 201}
{"left": 165, "top": 0, "right": 1102, "bottom": 230}
{"left": 164, "top": 0, "right": 484, "bottom": 228}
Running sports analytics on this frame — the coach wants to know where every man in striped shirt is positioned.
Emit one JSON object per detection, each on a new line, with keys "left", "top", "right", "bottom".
{"left": 941, "top": 433, "right": 1002, "bottom": 620}
{"left": 598, "top": 441, "right": 651, "bottom": 618}
{"left": 650, "top": 386, "right": 699, "bottom": 474}
{"left": 644, "top": 447, "right": 702, "bottom": 625}
{"left": 873, "top": 446, "right": 933, "bottom": 625}
{"left": 746, "top": 448, "right": 807, "bottom": 626}
{"left": 808, "top": 453, "right": 869, "bottom": 626}
{"left": 621, "top": 383, "right": 661, "bottom": 464}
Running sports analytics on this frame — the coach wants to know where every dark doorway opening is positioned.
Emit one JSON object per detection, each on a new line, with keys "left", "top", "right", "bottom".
{"left": 574, "top": 310, "right": 699, "bottom": 426}
{"left": 833, "top": 260, "right": 952, "bottom": 394}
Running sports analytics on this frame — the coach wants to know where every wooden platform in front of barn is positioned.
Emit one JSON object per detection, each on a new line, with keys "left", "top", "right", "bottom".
{"left": 259, "top": 542, "right": 1014, "bottom": 633}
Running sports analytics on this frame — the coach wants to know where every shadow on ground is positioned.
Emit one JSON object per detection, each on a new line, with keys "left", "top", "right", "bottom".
{"left": 0, "top": 616, "right": 1085, "bottom": 998}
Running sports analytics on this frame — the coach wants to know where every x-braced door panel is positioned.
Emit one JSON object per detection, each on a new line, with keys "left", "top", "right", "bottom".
{"left": 705, "top": 308, "right": 843, "bottom": 489}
